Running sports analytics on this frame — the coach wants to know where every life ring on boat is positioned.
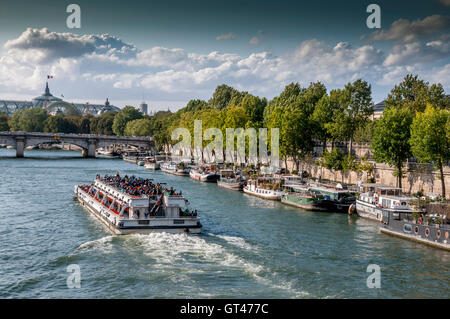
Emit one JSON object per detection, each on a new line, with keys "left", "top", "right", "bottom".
{"left": 348, "top": 204, "right": 356, "bottom": 215}
{"left": 425, "top": 228, "right": 430, "bottom": 237}
{"left": 436, "top": 229, "right": 441, "bottom": 239}
{"left": 446, "top": 232, "right": 449, "bottom": 239}
{"left": 414, "top": 226, "right": 419, "bottom": 235}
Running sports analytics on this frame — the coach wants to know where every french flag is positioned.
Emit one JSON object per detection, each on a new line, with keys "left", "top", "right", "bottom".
{"left": 47, "top": 75, "right": 54, "bottom": 79}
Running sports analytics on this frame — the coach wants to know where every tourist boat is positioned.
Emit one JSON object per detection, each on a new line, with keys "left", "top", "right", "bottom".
{"left": 74, "top": 175, "right": 202, "bottom": 235}
{"left": 356, "top": 183, "right": 419, "bottom": 221}
{"left": 217, "top": 169, "right": 246, "bottom": 191}
{"left": 308, "top": 183, "right": 357, "bottom": 213}
{"left": 281, "top": 185, "right": 329, "bottom": 211}
{"left": 380, "top": 209, "right": 449, "bottom": 251}
{"left": 243, "top": 177, "right": 285, "bottom": 200}
{"left": 189, "top": 167, "right": 220, "bottom": 183}
{"left": 144, "top": 157, "right": 160, "bottom": 170}
{"left": 160, "top": 161, "right": 190, "bottom": 176}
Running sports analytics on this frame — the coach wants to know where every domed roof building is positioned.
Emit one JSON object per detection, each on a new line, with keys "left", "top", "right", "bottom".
{"left": 47, "top": 101, "right": 81, "bottom": 116}
{"left": 97, "top": 98, "right": 115, "bottom": 115}
{"left": 32, "top": 82, "right": 62, "bottom": 108}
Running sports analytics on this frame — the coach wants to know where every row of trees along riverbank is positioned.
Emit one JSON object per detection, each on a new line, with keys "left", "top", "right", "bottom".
{"left": 0, "top": 74, "right": 448, "bottom": 197}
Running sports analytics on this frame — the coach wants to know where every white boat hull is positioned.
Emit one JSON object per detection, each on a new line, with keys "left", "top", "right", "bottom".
{"left": 355, "top": 200, "right": 383, "bottom": 221}
{"left": 74, "top": 186, "right": 201, "bottom": 235}
{"left": 243, "top": 187, "right": 284, "bottom": 200}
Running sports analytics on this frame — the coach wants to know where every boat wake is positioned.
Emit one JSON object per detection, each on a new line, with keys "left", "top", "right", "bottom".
{"left": 76, "top": 235, "right": 115, "bottom": 254}
{"left": 126, "top": 232, "right": 309, "bottom": 298}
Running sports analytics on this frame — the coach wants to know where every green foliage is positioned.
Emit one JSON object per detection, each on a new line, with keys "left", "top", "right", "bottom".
{"left": 124, "top": 118, "right": 153, "bottom": 136}
{"left": 13, "top": 107, "right": 49, "bottom": 132}
{"left": 78, "top": 116, "right": 92, "bottom": 134}
{"left": 319, "top": 147, "right": 345, "bottom": 172}
{"left": 263, "top": 82, "right": 304, "bottom": 121}
{"left": 355, "top": 156, "right": 374, "bottom": 176}
{"left": 112, "top": 106, "right": 143, "bottom": 135}
{"left": 44, "top": 115, "right": 78, "bottom": 133}
{"left": 372, "top": 106, "right": 414, "bottom": 187}
{"left": 208, "top": 84, "right": 246, "bottom": 110}
{"left": 310, "top": 94, "right": 336, "bottom": 142}
{"left": 9, "top": 110, "right": 23, "bottom": 131}
{"left": 353, "top": 120, "right": 377, "bottom": 144}
{"left": 410, "top": 105, "right": 450, "bottom": 166}
{"left": 90, "top": 111, "right": 117, "bottom": 135}
{"left": 386, "top": 74, "right": 448, "bottom": 112}
{"left": 183, "top": 99, "right": 209, "bottom": 113}
{"left": 325, "top": 79, "right": 373, "bottom": 149}
{"left": 410, "top": 105, "right": 450, "bottom": 198}
{"left": 0, "top": 113, "right": 9, "bottom": 131}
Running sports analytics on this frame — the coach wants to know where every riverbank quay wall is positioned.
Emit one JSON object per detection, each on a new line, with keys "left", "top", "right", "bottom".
{"left": 284, "top": 142, "right": 450, "bottom": 200}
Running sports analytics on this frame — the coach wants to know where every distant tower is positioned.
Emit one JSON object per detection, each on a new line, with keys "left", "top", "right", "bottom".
{"left": 139, "top": 101, "right": 148, "bottom": 115}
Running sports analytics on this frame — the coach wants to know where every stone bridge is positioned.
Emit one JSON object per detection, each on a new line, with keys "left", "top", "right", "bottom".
{"left": 0, "top": 131, "right": 154, "bottom": 158}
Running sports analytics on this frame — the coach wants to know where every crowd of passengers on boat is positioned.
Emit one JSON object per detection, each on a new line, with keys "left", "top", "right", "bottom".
{"left": 97, "top": 173, "right": 183, "bottom": 197}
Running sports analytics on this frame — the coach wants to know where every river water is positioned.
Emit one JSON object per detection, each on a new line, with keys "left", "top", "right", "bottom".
{"left": 0, "top": 149, "right": 448, "bottom": 298}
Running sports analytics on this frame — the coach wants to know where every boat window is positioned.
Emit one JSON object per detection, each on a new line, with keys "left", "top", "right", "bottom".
{"left": 403, "top": 224, "right": 412, "bottom": 233}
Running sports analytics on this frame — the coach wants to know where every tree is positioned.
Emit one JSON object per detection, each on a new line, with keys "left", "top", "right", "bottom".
{"left": 297, "top": 81, "right": 327, "bottom": 117}
{"left": 372, "top": 107, "right": 414, "bottom": 189}
{"left": 317, "top": 147, "right": 356, "bottom": 182}
{"left": 112, "top": 106, "right": 143, "bottom": 135}
{"left": 281, "top": 106, "right": 314, "bottom": 171}
{"left": 79, "top": 115, "right": 92, "bottom": 134}
{"left": 326, "top": 79, "right": 373, "bottom": 155}
{"left": 18, "top": 107, "right": 48, "bottom": 132}
{"left": 240, "top": 94, "right": 266, "bottom": 127}
{"left": 124, "top": 118, "right": 153, "bottom": 136}
{"left": 410, "top": 105, "right": 450, "bottom": 199}
{"left": 90, "top": 111, "right": 117, "bottom": 135}
{"left": 183, "top": 99, "right": 209, "bottom": 113}
{"left": 43, "top": 115, "right": 78, "bottom": 133}
{"left": 263, "top": 82, "right": 303, "bottom": 122}
{"left": 9, "top": 110, "right": 23, "bottom": 131}
{"left": 208, "top": 84, "right": 245, "bottom": 110}
{"left": 311, "top": 93, "right": 340, "bottom": 146}
{"left": 0, "top": 113, "right": 9, "bottom": 131}
{"left": 386, "top": 74, "right": 448, "bottom": 112}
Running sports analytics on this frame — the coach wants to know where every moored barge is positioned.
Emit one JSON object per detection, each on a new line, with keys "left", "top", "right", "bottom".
{"left": 217, "top": 169, "right": 246, "bottom": 191}
{"left": 281, "top": 185, "right": 329, "bottom": 211}
{"left": 356, "top": 184, "right": 419, "bottom": 221}
{"left": 243, "top": 177, "right": 285, "bottom": 200}
{"left": 160, "top": 162, "right": 190, "bottom": 176}
{"left": 380, "top": 209, "right": 450, "bottom": 251}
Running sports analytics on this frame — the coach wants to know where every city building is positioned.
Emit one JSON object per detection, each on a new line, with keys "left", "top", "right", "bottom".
{"left": 0, "top": 82, "right": 120, "bottom": 116}
{"left": 139, "top": 101, "right": 148, "bottom": 115}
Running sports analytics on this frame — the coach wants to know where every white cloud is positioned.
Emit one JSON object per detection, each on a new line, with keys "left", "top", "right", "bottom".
{"left": 249, "top": 37, "right": 260, "bottom": 46}
{"left": 0, "top": 28, "right": 448, "bottom": 107}
{"left": 216, "top": 32, "right": 235, "bottom": 41}
{"left": 370, "top": 15, "right": 450, "bottom": 43}
{"left": 4, "top": 27, "right": 136, "bottom": 64}
{"left": 383, "top": 39, "right": 450, "bottom": 66}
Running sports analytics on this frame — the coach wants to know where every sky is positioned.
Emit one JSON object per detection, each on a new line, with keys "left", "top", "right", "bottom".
{"left": 0, "top": 0, "right": 449, "bottom": 111}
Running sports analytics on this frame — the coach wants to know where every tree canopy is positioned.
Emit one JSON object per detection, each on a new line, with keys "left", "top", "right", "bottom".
{"left": 371, "top": 106, "right": 414, "bottom": 189}
{"left": 112, "top": 106, "right": 143, "bottom": 136}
